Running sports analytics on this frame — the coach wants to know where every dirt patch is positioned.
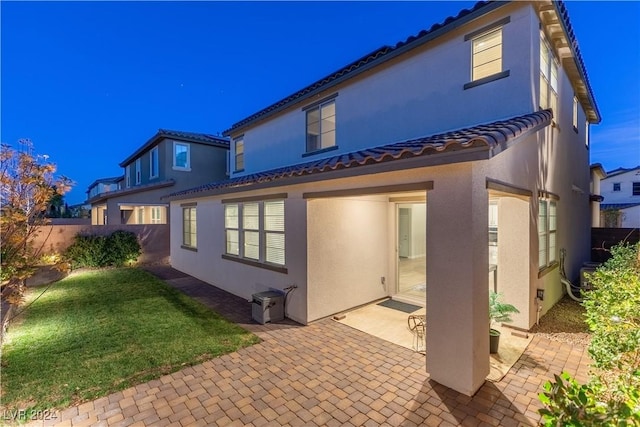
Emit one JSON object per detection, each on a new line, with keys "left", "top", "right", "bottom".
{"left": 530, "top": 295, "right": 591, "bottom": 348}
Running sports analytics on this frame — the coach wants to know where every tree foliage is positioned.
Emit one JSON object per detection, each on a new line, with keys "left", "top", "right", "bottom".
{"left": 539, "top": 242, "right": 640, "bottom": 426}
{"left": 0, "top": 140, "right": 73, "bottom": 303}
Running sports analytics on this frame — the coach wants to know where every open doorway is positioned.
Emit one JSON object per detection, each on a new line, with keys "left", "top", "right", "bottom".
{"left": 396, "top": 203, "right": 426, "bottom": 303}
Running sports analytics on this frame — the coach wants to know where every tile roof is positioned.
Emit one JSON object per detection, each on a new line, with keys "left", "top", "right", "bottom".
{"left": 601, "top": 203, "right": 640, "bottom": 210}
{"left": 169, "top": 109, "right": 552, "bottom": 199}
{"left": 120, "top": 129, "right": 229, "bottom": 167}
{"left": 86, "top": 176, "right": 124, "bottom": 191}
{"left": 604, "top": 166, "right": 640, "bottom": 178}
{"left": 223, "top": 0, "right": 597, "bottom": 135}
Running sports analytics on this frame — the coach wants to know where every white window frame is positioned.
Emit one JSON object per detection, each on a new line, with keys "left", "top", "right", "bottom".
{"left": 572, "top": 96, "right": 578, "bottom": 130}
{"left": 471, "top": 27, "right": 503, "bottom": 81}
{"left": 234, "top": 138, "right": 244, "bottom": 171}
{"left": 151, "top": 206, "right": 162, "bottom": 224}
{"left": 150, "top": 146, "right": 159, "bottom": 178}
{"left": 224, "top": 200, "right": 285, "bottom": 266}
{"left": 306, "top": 100, "right": 336, "bottom": 153}
{"left": 538, "top": 199, "right": 557, "bottom": 269}
{"left": 173, "top": 142, "right": 191, "bottom": 171}
{"left": 540, "top": 33, "right": 559, "bottom": 116}
{"left": 125, "top": 165, "right": 131, "bottom": 188}
{"left": 135, "top": 158, "right": 141, "bottom": 185}
{"left": 182, "top": 205, "right": 197, "bottom": 249}
{"left": 585, "top": 121, "right": 590, "bottom": 148}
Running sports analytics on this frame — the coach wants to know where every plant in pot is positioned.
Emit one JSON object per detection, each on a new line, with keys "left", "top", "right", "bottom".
{"left": 489, "top": 291, "right": 520, "bottom": 354}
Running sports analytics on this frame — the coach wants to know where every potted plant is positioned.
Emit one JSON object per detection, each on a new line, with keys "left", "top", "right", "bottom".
{"left": 489, "top": 291, "right": 520, "bottom": 354}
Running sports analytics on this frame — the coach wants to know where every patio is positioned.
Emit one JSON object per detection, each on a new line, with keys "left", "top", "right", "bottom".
{"left": 26, "top": 266, "right": 590, "bottom": 426}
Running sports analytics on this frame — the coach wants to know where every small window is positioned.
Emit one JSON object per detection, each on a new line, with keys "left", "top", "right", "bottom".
{"left": 151, "top": 207, "right": 162, "bottom": 224}
{"left": 585, "top": 121, "right": 589, "bottom": 148}
{"left": 538, "top": 199, "right": 558, "bottom": 269}
{"left": 540, "top": 34, "right": 558, "bottom": 114}
{"left": 182, "top": 206, "right": 197, "bottom": 248}
{"left": 125, "top": 165, "right": 131, "bottom": 188}
{"left": 613, "top": 183, "right": 621, "bottom": 192}
{"left": 572, "top": 97, "right": 578, "bottom": 129}
{"left": 234, "top": 138, "right": 244, "bottom": 171}
{"left": 150, "top": 146, "right": 159, "bottom": 178}
{"left": 306, "top": 100, "right": 336, "bottom": 152}
{"left": 174, "top": 142, "right": 190, "bottom": 170}
{"left": 472, "top": 28, "right": 502, "bottom": 81}
{"left": 135, "top": 158, "right": 141, "bottom": 185}
{"left": 633, "top": 182, "right": 640, "bottom": 196}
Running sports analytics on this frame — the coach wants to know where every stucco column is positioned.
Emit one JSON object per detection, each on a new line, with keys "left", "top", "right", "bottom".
{"left": 426, "top": 167, "right": 489, "bottom": 396}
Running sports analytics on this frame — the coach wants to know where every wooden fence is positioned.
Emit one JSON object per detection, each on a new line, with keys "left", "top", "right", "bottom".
{"left": 591, "top": 227, "right": 640, "bottom": 263}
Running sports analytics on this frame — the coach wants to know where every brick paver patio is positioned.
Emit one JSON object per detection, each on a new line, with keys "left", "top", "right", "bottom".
{"left": 27, "top": 266, "right": 590, "bottom": 427}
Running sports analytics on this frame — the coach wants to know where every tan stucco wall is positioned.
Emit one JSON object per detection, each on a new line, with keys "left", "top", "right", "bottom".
{"left": 306, "top": 196, "right": 389, "bottom": 321}
{"left": 169, "top": 195, "right": 309, "bottom": 324}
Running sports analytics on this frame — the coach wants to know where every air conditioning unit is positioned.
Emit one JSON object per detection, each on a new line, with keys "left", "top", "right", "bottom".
{"left": 251, "top": 291, "right": 284, "bottom": 324}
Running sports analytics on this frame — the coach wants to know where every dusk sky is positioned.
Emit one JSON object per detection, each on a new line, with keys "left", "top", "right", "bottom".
{"left": 2, "top": 1, "right": 639, "bottom": 205}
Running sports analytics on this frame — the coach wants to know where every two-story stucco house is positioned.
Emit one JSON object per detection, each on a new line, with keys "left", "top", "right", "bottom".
{"left": 166, "top": 0, "right": 599, "bottom": 395}
{"left": 599, "top": 166, "right": 640, "bottom": 227}
{"left": 88, "top": 129, "right": 229, "bottom": 226}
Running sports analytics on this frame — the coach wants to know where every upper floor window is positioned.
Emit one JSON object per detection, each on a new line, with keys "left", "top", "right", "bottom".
{"left": 613, "top": 183, "right": 621, "bottom": 192}
{"left": 182, "top": 205, "right": 197, "bottom": 249}
{"left": 173, "top": 142, "right": 190, "bottom": 170}
{"left": 572, "top": 97, "right": 578, "bottom": 130}
{"left": 540, "top": 34, "right": 559, "bottom": 114}
{"left": 538, "top": 199, "right": 557, "bottom": 269}
{"left": 125, "top": 165, "right": 131, "bottom": 188}
{"left": 306, "top": 100, "right": 336, "bottom": 153}
{"left": 471, "top": 27, "right": 502, "bottom": 81}
{"left": 633, "top": 182, "right": 640, "bottom": 196}
{"left": 234, "top": 138, "right": 244, "bottom": 171}
{"left": 150, "top": 146, "right": 159, "bottom": 178}
{"left": 585, "top": 121, "right": 590, "bottom": 148}
{"left": 135, "top": 158, "right": 141, "bottom": 185}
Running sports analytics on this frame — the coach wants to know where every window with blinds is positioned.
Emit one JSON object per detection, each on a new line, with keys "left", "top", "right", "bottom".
{"left": 472, "top": 28, "right": 502, "bottom": 81}
{"left": 224, "top": 199, "right": 286, "bottom": 266}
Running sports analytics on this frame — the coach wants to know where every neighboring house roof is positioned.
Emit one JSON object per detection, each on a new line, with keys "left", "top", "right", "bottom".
{"left": 119, "top": 129, "right": 230, "bottom": 168}
{"left": 87, "top": 179, "right": 175, "bottom": 205}
{"left": 601, "top": 203, "right": 640, "bottom": 211}
{"left": 604, "top": 166, "right": 640, "bottom": 179}
{"left": 223, "top": 0, "right": 599, "bottom": 136}
{"left": 86, "top": 176, "right": 124, "bottom": 192}
{"left": 169, "top": 110, "right": 551, "bottom": 200}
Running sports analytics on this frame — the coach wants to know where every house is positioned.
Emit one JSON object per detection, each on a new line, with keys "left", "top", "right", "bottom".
{"left": 166, "top": 0, "right": 599, "bottom": 396}
{"left": 87, "top": 129, "right": 229, "bottom": 225}
{"left": 599, "top": 166, "right": 640, "bottom": 227}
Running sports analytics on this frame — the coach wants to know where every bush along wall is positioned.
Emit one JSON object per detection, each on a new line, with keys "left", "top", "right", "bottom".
{"left": 64, "top": 230, "right": 141, "bottom": 269}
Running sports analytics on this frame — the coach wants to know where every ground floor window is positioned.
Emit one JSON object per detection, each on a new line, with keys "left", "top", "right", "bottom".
{"left": 538, "top": 199, "right": 557, "bottom": 269}
{"left": 182, "top": 205, "right": 197, "bottom": 249}
{"left": 151, "top": 206, "right": 162, "bottom": 224}
{"left": 224, "top": 199, "right": 285, "bottom": 266}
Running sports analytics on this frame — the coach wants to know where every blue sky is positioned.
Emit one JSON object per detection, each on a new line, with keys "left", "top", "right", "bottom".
{"left": 2, "top": 1, "right": 639, "bottom": 205}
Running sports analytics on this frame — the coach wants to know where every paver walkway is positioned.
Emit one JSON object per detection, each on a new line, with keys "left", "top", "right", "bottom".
{"left": 29, "top": 266, "right": 590, "bottom": 427}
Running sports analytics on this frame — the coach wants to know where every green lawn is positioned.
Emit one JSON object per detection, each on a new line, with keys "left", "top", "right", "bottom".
{"left": 0, "top": 268, "right": 259, "bottom": 416}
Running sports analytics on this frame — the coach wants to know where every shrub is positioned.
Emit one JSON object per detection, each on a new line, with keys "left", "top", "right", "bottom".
{"left": 65, "top": 230, "right": 141, "bottom": 268}
{"left": 539, "top": 242, "right": 640, "bottom": 426}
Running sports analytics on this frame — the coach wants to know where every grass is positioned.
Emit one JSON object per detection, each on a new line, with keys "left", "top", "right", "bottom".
{"left": 0, "top": 268, "right": 259, "bottom": 416}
